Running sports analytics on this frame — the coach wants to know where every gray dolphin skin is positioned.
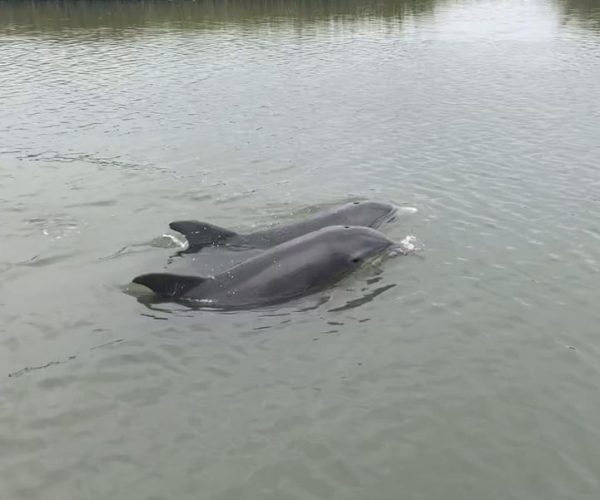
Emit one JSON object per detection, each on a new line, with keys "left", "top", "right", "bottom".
{"left": 169, "top": 200, "right": 396, "bottom": 253}
{"left": 133, "top": 225, "right": 397, "bottom": 309}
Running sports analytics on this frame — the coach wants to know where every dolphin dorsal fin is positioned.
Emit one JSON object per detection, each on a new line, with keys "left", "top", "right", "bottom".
{"left": 132, "top": 273, "right": 206, "bottom": 298}
{"left": 169, "top": 220, "right": 237, "bottom": 250}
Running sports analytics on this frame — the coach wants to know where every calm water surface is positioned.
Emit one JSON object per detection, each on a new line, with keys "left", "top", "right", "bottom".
{"left": 1, "top": 0, "right": 600, "bottom": 498}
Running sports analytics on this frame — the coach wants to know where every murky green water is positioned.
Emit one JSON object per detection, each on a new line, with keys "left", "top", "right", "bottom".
{"left": 1, "top": 0, "right": 600, "bottom": 498}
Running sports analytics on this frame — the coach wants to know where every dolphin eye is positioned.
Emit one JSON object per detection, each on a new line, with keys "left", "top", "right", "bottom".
{"left": 351, "top": 257, "right": 361, "bottom": 263}
{"left": 353, "top": 201, "right": 360, "bottom": 205}
{"left": 344, "top": 226, "right": 350, "bottom": 229}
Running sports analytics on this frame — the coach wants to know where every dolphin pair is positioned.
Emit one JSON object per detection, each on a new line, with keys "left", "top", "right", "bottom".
{"left": 132, "top": 201, "right": 405, "bottom": 309}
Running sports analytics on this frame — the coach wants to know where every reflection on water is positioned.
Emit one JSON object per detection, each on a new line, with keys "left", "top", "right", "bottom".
{"left": 0, "top": 0, "right": 438, "bottom": 32}
{"left": 1, "top": 0, "right": 599, "bottom": 34}
{"left": 560, "top": 0, "right": 600, "bottom": 28}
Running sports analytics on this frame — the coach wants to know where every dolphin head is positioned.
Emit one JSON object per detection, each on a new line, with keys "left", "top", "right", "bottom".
{"left": 342, "top": 200, "right": 397, "bottom": 228}
{"left": 323, "top": 225, "right": 397, "bottom": 269}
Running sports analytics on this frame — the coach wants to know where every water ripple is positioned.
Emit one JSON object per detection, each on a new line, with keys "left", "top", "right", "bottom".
{"left": 2, "top": 0, "right": 600, "bottom": 499}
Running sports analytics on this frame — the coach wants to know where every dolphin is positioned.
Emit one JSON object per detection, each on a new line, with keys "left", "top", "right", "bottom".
{"left": 132, "top": 225, "right": 398, "bottom": 310}
{"left": 169, "top": 200, "right": 396, "bottom": 253}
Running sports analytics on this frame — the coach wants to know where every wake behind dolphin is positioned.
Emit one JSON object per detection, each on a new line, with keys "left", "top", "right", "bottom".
{"left": 132, "top": 225, "right": 400, "bottom": 310}
{"left": 169, "top": 200, "right": 397, "bottom": 253}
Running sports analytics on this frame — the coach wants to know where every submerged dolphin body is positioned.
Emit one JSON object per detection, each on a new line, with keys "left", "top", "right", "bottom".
{"left": 169, "top": 200, "right": 396, "bottom": 253}
{"left": 133, "top": 225, "right": 398, "bottom": 310}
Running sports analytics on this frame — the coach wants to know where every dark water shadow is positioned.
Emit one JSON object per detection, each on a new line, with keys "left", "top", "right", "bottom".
{"left": 328, "top": 283, "right": 397, "bottom": 312}
{"left": 8, "top": 356, "right": 78, "bottom": 378}
{"left": 7, "top": 339, "right": 124, "bottom": 378}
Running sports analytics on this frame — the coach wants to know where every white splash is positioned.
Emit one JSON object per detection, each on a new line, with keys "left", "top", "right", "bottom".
{"left": 389, "top": 235, "right": 420, "bottom": 256}
{"left": 151, "top": 233, "right": 187, "bottom": 249}
{"left": 397, "top": 206, "right": 418, "bottom": 215}
{"left": 192, "top": 298, "right": 216, "bottom": 307}
{"left": 401, "top": 235, "right": 417, "bottom": 251}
